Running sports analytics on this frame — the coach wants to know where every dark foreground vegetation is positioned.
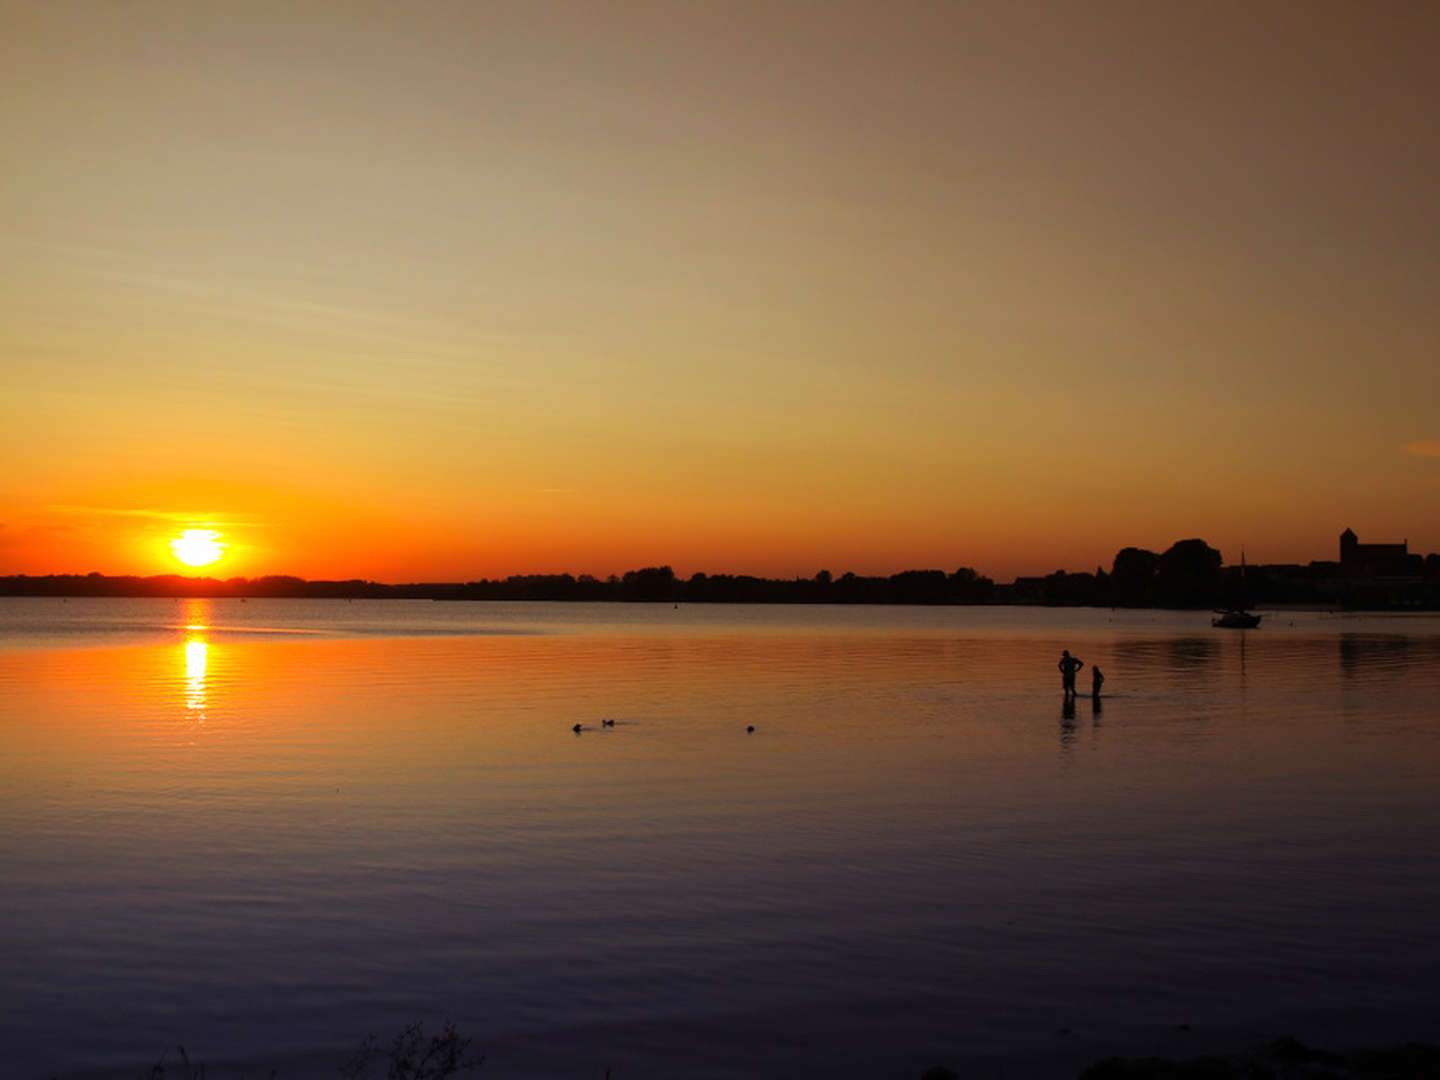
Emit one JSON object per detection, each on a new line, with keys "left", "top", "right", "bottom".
{"left": 118, "top": 1031, "right": 1440, "bottom": 1080}
{"left": 8, "top": 536, "right": 1440, "bottom": 609}
{"left": 134, "top": 1020, "right": 482, "bottom": 1079}
{"left": 1075, "top": 1036, "right": 1440, "bottom": 1079}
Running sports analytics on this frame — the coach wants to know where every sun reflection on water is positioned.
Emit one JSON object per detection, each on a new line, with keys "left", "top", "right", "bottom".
{"left": 179, "top": 597, "right": 212, "bottom": 720}
{"left": 184, "top": 639, "right": 207, "bottom": 714}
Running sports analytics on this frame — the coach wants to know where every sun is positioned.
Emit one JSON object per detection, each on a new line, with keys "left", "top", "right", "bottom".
{"left": 170, "top": 529, "right": 225, "bottom": 568}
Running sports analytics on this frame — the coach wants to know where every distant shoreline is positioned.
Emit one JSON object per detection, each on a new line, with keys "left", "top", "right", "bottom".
{"left": 3, "top": 571, "right": 1439, "bottom": 612}
{"left": 6, "top": 534, "right": 1437, "bottom": 609}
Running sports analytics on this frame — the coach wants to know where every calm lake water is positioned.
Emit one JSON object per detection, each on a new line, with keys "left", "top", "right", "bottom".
{"left": 2, "top": 599, "right": 1438, "bottom": 1079}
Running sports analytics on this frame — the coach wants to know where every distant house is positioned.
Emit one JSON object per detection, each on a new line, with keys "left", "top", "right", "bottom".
{"left": 1339, "top": 528, "right": 1412, "bottom": 577}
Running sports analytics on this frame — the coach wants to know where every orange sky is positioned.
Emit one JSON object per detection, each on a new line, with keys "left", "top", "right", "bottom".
{"left": 3, "top": 2, "right": 1438, "bottom": 583}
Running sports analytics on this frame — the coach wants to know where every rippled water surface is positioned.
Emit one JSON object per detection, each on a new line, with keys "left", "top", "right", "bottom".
{"left": 2, "top": 599, "right": 1439, "bottom": 1078}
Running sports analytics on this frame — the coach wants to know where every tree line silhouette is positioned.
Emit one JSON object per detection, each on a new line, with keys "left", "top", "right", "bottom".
{"left": 0, "top": 566, "right": 997, "bottom": 605}
{"left": 1018, "top": 538, "right": 1227, "bottom": 608}
{"left": 4, "top": 537, "right": 1438, "bottom": 607}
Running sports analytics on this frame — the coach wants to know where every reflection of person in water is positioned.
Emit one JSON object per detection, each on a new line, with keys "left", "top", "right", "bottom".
{"left": 1058, "top": 650, "right": 1085, "bottom": 698}
{"left": 1091, "top": 666, "right": 1105, "bottom": 699}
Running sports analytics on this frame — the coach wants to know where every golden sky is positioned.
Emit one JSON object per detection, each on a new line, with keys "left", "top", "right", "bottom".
{"left": 2, "top": 1, "right": 1438, "bottom": 582}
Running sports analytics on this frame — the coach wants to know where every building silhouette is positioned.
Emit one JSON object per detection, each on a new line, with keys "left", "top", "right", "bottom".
{"left": 1339, "top": 528, "right": 1411, "bottom": 577}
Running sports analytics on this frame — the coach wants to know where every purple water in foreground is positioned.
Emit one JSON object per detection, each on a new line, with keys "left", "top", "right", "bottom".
{"left": 2, "top": 600, "right": 1438, "bottom": 1078}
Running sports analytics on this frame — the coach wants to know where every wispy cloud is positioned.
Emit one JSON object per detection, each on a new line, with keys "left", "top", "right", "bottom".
{"left": 1405, "top": 440, "right": 1440, "bottom": 457}
{"left": 44, "top": 505, "right": 260, "bottom": 527}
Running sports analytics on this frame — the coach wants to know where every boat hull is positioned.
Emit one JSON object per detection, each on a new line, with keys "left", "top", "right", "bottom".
{"left": 1212, "top": 611, "right": 1262, "bottom": 629}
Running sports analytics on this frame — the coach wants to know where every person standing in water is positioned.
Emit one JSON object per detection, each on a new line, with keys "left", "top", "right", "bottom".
{"left": 1091, "top": 665, "right": 1105, "bottom": 699}
{"left": 1058, "top": 649, "right": 1084, "bottom": 698}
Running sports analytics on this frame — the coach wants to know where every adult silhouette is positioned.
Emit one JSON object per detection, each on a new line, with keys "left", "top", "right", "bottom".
{"left": 1058, "top": 649, "right": 1085, "bottom": 698}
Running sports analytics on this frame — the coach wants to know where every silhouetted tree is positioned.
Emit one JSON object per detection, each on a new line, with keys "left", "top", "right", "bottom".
{"left": 889, "top": 569, "right": 949, "bottom": 604}
{"left": 621, "top": 565, "right": 676, "bottom": 602}
{"left": 813, "top": 569, "right": 833, "bottom": 602}
{"left": 948, "top": 567, "right": 994, "bottom": 603}
{"left": 1154, "top": 539, "right": 1223, "bottom": 608}
{"left": 1043, "top": 570, "right": 1103, "bottom": 605}
{"left": 1110, "top": 547, "right": 1159, "bottom": 606}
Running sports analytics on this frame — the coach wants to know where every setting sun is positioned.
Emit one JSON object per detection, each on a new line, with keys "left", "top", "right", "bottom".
{"left": 170, "top": 529, "right": 225, "bottom": 568}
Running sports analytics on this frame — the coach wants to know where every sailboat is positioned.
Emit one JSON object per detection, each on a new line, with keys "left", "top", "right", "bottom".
{"left": 1212, "top": 609, "right": 1261, "bottom": 628}
{"left": 1212, "top": 547, "right": 1261, "bottom": 628}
